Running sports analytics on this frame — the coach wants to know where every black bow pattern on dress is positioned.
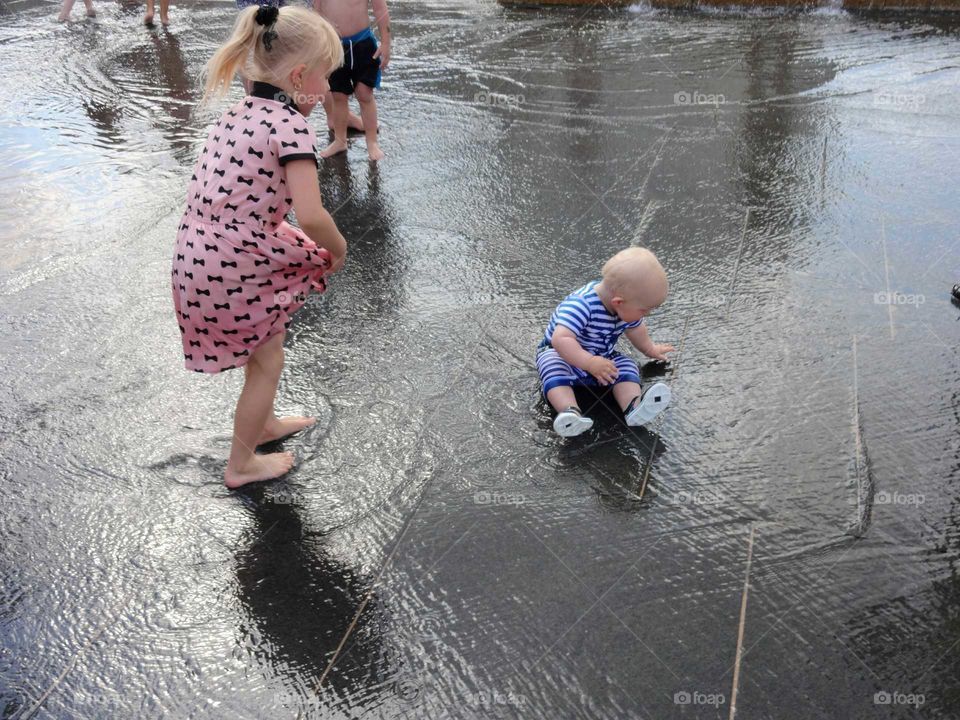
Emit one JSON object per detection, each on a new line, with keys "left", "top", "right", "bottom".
{"left": 175, "top": 89, "right": 330, "bottom": 375}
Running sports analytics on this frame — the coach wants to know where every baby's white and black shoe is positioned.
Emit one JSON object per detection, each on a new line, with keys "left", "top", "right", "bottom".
{"left": 624, "top": 382, "right": 671, "bottom": 427}
{"left": 553, "top": 406, "right": 593, "bottom": 437}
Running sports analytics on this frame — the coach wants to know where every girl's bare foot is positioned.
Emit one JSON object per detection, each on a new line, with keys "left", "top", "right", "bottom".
{"left": 367, "top": 142, "right": 385, "bottom": 162}
{"left": 320, "top": 140, "right": 348, "bottom": 158}
{"left": 225, "top": 451, "right": 294, "bottom": 488}
{"left": 160, "top": 12, "right": 169, "bottom": 25}
{"left": 259, "top": 415, "right": 315, "bottom": 445}
{"left": 144, "top": 11, "right": 154, "bottom": 25}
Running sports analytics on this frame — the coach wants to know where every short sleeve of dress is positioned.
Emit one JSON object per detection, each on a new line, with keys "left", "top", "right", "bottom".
{"left": 271, "top": 107, "right": 318, "bottom": 166}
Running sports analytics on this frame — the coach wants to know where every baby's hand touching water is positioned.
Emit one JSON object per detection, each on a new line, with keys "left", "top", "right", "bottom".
{"left": 645, "top": 343, "right": 675, "bottom": 362}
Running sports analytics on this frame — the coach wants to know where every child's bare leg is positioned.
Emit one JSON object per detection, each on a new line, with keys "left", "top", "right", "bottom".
{"left": 355, "top": 83, "right": 383, "bottom": 161}
{"left": 321, "top": 93, "right": 363, "bottom": 132}
{"left": 144, "top": 0, "right": 154, "bottom": 24}
{"left": 347, "top": 109, "right": 364, "bottom": 131}
{"left": 236, "top": 354, "right": 314, "bottom": 444}
{"left": 225, "top": 332, "right": 295, "bottom": 488}
{"left": 320, "top": 93, "right": 349, "bottom": 158}
{"left": 546, "top": 385, "right": 580, "bottom": 415}
{"left": 259, "top": 410, "right": 315, "bottom": 445}
{"left": 546, "top": 384, "right": 593, "bottom": 436}
{"left": 612, "top": 381, "right": 642, "bottom": 413}
{"left": 83, "top": 0, "right": 95, "bottom": 16}
{"left": 159, "top": 0, "right": 169, "bottom": 25}
{"left": 58, "top": 0, "right": 74, "bottom": 21}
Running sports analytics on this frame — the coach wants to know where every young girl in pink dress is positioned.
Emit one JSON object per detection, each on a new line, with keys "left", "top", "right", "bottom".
{"left": 172, "top": 5, "right": 346, "bottom": 488}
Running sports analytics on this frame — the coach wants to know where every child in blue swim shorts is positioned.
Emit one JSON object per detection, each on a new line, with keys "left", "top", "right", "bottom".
{"left": 316, "top": 0, "right": 391, "bottom": 161}
{"left": 537, "top": 247, "right": 676, "bottom": 437}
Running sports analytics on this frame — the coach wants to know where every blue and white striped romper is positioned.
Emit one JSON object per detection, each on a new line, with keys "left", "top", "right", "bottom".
{"left": 536, "top": 280, "right": 643, "bottom": 393}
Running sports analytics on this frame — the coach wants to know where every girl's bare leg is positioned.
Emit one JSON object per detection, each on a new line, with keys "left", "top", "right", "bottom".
{"left": 144, "top": 0, "right": 154, "bottom": 24}
{"left": 355, "top": 83, "right": 383, "bottom": 161}
{"left": 224, "top": 331, "right": 295, "bottom": 488}
{"left": 83, "top": 0, "right": 95, "bottom": 16}
{"left": 259, "top": 412, "right": 315, "bottom": 445}
{"left": 159, "top": 0, "right": 169, "bottom": 25}
{"left": 235, "top": 340, "right": 314, "bottom": 446}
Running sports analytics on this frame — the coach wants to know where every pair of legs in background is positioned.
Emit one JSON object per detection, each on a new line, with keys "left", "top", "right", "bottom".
{"left": 537, "top": 348, "right": 671, "bottom": 437}
{"left": 323, "top": 83, "right": 382, "bottom": 160}
{"left": 321, "top": 31, "right": 383, "bottom": 161}
{"left": 320, "top": 83, "right": 376, "bottom": 160}
{"left": 144, "top": 0, "right": 169, "bottom": 25}
{"left": 225, "top": 329, "right": 315, "bottom": 488}
{"left": 58, "top": 0, "right": 95, "bottom": 21}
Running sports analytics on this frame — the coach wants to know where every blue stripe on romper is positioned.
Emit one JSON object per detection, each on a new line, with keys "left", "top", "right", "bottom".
{"left": 540, "top": 280, "right": 642, "bottom": 357}
{"left": 536, "top": 281, "right": 644, "bottom": 393}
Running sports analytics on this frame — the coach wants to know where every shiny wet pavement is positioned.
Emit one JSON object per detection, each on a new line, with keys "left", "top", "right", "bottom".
{"left": 1, "top": 1, "right": 959, "bottom": 718}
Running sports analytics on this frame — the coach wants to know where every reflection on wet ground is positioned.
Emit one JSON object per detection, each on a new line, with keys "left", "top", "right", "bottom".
{"left": 1, "top": 0, "right": 959, "bottom": 717}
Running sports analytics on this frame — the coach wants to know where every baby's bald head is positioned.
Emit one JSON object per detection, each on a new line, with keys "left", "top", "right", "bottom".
{"left": 601, "top": 247, "right": 668, "bottom": 312}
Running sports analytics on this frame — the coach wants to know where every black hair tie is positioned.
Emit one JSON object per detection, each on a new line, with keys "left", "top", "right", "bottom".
{"left": 254, "top": 5, "right": 279, "bottom": 26}
{"left": 255, "top": 6, "right": 279, "bottom": 51}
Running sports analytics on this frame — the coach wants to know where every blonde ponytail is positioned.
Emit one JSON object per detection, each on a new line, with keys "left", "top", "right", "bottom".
{"left": 203, "top": 8, "right": 261, "bottom": 103}
{"left": 201, "top": 6, "right": 342, "bottom": 106}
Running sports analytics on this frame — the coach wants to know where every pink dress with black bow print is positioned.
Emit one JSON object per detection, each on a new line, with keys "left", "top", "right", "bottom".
{"left": 171, "top": 84, "right": 330, "bottom": 374}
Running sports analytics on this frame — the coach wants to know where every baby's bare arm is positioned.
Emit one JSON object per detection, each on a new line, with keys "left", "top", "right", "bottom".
{"left": 625, "top": 324, "right": 675, "bottom": 361}
{"left": 551, "top": 327, "right": 594, "bottom": 369}
{"left": 552, "top": 327, "right": 618, "bottom": 384}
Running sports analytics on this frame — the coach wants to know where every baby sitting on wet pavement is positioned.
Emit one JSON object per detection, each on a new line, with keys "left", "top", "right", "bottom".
{"left": 537, "top": 247, "right": 675, "bottom": 437}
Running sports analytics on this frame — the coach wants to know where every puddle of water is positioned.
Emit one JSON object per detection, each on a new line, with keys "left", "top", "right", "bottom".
{"left": 1, "top": 0, "right": 959, "bottom": 718}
